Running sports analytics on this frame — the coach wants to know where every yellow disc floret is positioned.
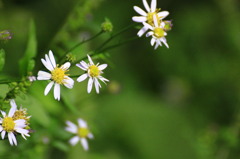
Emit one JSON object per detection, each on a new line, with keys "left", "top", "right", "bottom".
{"left": 13, "top": 109, "right": 29, "bottom": 121}
{"left": 147, "top": 9, "right": 161, "bottom": 26}
{"left": 88, "top": 65, "right": 100, "bottom": 77}
{"left": 153, "top": 27, "right": 165, "bottom": 38}
{"left": 51, "top": 66, "right": 68, "bottom": 84}
{"left": 77, "top": 127, "right": 89, "bottom": 138}
{"left": 2, "top": 117, "right": 15, "bottom": 132}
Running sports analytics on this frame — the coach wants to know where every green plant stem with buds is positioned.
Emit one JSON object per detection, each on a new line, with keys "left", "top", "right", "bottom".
{"left": 60, "top": 30, "right": 104, "bottom": 63}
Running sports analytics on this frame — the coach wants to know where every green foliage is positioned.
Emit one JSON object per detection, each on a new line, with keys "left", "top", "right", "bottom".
{"left": 19, "top": 19, "right": 37, "bottom": 76}
{"left": 0, "top": 49, "right": 5, "bottom": 71}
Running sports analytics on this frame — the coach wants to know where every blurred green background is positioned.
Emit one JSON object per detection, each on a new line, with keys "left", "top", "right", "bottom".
{"left": 0, "top": 0, "right": 240, "bottom": 158}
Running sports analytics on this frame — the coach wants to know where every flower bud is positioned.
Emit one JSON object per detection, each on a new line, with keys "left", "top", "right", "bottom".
{"left": 101, "top": 18, "right": 113, "bottom": 32}
{"left": 163, "top": 20, "right": 173, "bottom": 32}
{"left": 0, "top": 30, "right": 12, "bottom": 40}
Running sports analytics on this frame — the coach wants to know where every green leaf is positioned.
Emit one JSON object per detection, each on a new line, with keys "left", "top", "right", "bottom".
{"left": 19, "top": 19, "right": 37, "bottom": 76}
{"left": 0, "top": 49, "right": 5, "bottom": 71}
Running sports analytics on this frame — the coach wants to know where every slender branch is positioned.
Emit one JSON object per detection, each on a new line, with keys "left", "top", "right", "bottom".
{"left": 60, "top": 30, "right": 104, "bottom": 63}
{"left": 95, "top": 23, "right": 137, "bottom": 53}
{"left": 0, "top": 79, "right": 22, "bottom": 84}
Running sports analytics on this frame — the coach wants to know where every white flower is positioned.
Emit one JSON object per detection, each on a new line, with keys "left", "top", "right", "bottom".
{"left": 132, "top": 0, "right": 169, "bottom": 37}
{"left": 37, "top": 50, "right": 74, "bottom": 101}
{"left": 144, "top": 15, "right": 169, "bottom": 49}
{"left": 65, "top": 118, "right": 94, "bottom": 151}
{"left": 76, "top": 55, "right": 109, "bottom": 94}
{"left": 0, "top": 100, "right": 30, "bottom": 146}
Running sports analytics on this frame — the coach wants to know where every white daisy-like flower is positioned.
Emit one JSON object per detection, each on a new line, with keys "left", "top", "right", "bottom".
{"left": 144, "top": 15, "right": 169, "bottom": 49}
{"left": 65, "top": 118, "right": 94, "bottom": 151}
{"left": 0, "top": 100, "right": 30, "bottom": 146}
{"left": 76, "top": 55, "right": 109, "bottom": 94}
{"left": 37, "top": 50, "right": 74, "bottom": 101}
{"left": 132, "top": 0, "right": 169, "bottom": 37}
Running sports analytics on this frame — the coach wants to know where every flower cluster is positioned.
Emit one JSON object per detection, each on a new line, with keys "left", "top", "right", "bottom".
{"left": 37, "top": 51, "right": 109, "bottom": 100}
{"left": 132, "top": 0, "right": 172, "bottom": 49}
{"left": 0, "top": 100, "right": 31, "bottom": 146}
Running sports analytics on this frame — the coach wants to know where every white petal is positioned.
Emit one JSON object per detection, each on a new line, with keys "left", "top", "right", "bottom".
{"left": 151, "top": 0, "right": 157, "bottom": 12}
{"left": 0, "top": 126, "right": 3, "bottom": 132}
{"left": 11, "top": 133, "right": 17, "bottom": 146}
{"left": 158, "top": 11, "right": 169, "bottom": 19}
{"left": 143, "top": 22, "right": 153, "bottom": 30}
{"left": 44, "top": 81, "right": 54, "bottom": 96}
{"left": 94, "top": 79, "right": 100, "bottom": 94}
{"left": 61, "top": 62, "right": 71, "bottom": 70}
{"left": 146, "top": 31, "right": 154, "bottom": 37}
{"left": 76, "top": 62, "right": 87, "bottom": 71}
{"left": 161, "top": 37, "right": 169, "bottom": 48}
{"left": 14, "top": 119, "right": 26, "bottom": 127}
{"left": 80, "top": 138, "right": 89, "bottom": 151}
{"left": 37, "top": 71, "right": 51, "bottom": 80}
{"left": 45, "top": 54, "right": 54, "bottom": 71}
{"left": 8, "top": 132, "right": 14, "bottom": 146}
{"left": 15, "top": 128, "right": 29, "bottom": 135}
{"left": 143, "top": 0, "right": 150, "bottom": 12}
{"left": 48, "top": 50, "right": 56, "bottom": 68}
{"left": 98, "top": 76, "right": 109, "bottom": 84}
{"left": 133, "top": 6, "right": 147, "bottom": 16}
{"left": 132, "top": 16, "right": 147, "bottom": 23}
{"left": 87, "top": 78, "right": 93, "bottom": 93}
{"left": 151, "top": 38, "right": 156, "bottom": 46}
{"left": 153, "top": 14, "right": 158, "bottom": 27}
{"left": 63, "top": 77, "right": 74, "bottom": 89}
{"left": 69, "top": 136, "right": 79, "bottom": 146}
{"left": 1, "top": 111, "right": 6, "bottom": 117}
{"left": 41, "top": 58, "right": 53, "bottom": 71}
{"left": 1, "top": 130, "right": 6, "bottom": 139}
{"left": 87, "top": 55, "right": 94, "bottom": 65}
{"left": 154, "top": 42, "right": 160, "bottom": 50}
{"left": 54, "top": 83, "right": 61, "bottom": 101}
{"left": 98, "top": 64, "right": 107, "bottom": 71}
{"left": 77, "top": 74, "right": 88, "bottom": 82}
{"left": 66, "top": 121, "right": 78, "bottom": 133}
{"left": 8, "top": 104, "right": 16, "bottom": 117}
{"left": 9, "top": 99, "right": 17, "bottom": 109}
{"left": 88, "top": 133, "right": 94, "bottom": 139}
{"left": 137, "top": 26, "right": 149, "bottom": 37}
{"left": 78, "top": 119, "right": 87, "bottom": 128}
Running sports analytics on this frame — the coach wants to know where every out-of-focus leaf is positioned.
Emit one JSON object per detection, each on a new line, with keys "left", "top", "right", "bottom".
{"left": 19, "top": 19, "right": 37, "bottom": 76}
{"left": 0, "top": 49, "right": 5, "bottom": 71}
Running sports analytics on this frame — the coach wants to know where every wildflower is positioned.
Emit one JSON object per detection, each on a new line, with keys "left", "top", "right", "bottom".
{"left": 0, "top": 30, "right": 12, "bottom": 40}
{"left": 65, "top": 118, "right": 94, "bottom": 151}
{"left": 0, "top": 100, "right": 30, "bottom": 146}
{"left": 28, "top": 76, "right": 36, "bottom": 82}
{"left": 37, "top": 50, "right": 74, "bottom": 101}
{"left": 76, "top": 55, "right": 109, "bottom": 94}
{"left": 144, "top": 15, "right": 169, "bottom": 49}
{"left": 132, "top": 0, "right": 169, "bottom": 37}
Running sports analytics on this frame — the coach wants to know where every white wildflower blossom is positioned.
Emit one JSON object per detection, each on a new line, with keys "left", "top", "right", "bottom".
{"left": 0, "top": 100, "right": 30, "bottom": 146}
{"left": 76, "top": 55, "right": 109, "bottom": 94}
{"left": 144, "top": 15, "right": 169, "bottom": 49}
{"left": 37, "top": 50, "right": 74, "bottom": 101}
{"left": 65, "top": 118, "right": 94, "bottom": 151}
{"left": 132, "top": 0, "right": 169, "bottom": 37}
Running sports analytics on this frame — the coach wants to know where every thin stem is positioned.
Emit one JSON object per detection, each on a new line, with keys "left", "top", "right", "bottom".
{"left": 0, "top": 79, "right": 22, "bottom": 84}
{"left": 60, "top": 30, "right": 104, "bottom": 62}
{"left": 95, "top": 23, "right": 137, "bottom": 53}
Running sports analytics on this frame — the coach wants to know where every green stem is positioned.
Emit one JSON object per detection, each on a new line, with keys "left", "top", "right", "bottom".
{"left": 95, "top": 23, "right": 137, "bottom": 53}
{"left": 60, "top": 30, "right": 104, "bottom": 62}
{"left": 0, "top": 79, "right": 22, "bottom": 84}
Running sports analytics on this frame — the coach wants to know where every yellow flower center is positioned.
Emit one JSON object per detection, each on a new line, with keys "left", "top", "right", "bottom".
{"left": 2, "top": 117, "right": 15, "bottom": 132}
{"left": 13, "top": 109, "right": 29, "bottom": 121}
{"left": 51, "top": 66, "right": 68, "bottom": 84}
{"left": 153, "top": 27, "right": 165, "bottom": 38}
{"left": 147, "top": 9, "right": 161, "bottom": 26}
{"left": 88, "top": 65, "right": 100, "bottom": 77}
{"left": 77, "top": 127, "right": 89, "bottom": 138}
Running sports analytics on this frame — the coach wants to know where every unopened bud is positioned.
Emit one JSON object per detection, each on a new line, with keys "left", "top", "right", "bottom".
{"left": 0, "top": 30, "right": 12, "bottom": 40}
{"left": 101, "top": 18, "right": 113, "bottom": 32}
{"left": 163, "top": 20, "right": 173, "bottom": 32}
